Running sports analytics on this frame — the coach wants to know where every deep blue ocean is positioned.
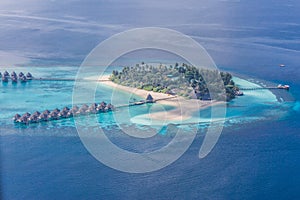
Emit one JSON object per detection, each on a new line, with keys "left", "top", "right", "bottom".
{"left": 1, "top": 0, "right": 300, "bottom": 199}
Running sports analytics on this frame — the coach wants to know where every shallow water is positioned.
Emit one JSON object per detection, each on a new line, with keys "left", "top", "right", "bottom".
{"left": 1, "top": 0, "right": 300, "bottom": 198}
{"left": 1, "top": 65, "right": 299, "bottom": 199}
{"left": 0, "top": 67, "right": 290, "bottom": 129}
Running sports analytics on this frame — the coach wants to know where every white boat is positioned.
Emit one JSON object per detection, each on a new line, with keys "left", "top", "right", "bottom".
{"left": 277, "top": 84, "right": 290, "bottom": 90}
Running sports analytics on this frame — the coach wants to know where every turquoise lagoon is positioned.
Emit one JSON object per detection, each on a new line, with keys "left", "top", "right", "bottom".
{"left": 0, "top": 66, "right": 292, "bottom": 132}
{"left": 1, "top": 65, "right": 299, "bottom": 200}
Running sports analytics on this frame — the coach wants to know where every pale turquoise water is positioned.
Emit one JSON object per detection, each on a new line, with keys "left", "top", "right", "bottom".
{"left": 0, "top": 66, "right": 177, "bottom": 130}
{"left": 0, "top": 66, "right": 292, "bottom": 132}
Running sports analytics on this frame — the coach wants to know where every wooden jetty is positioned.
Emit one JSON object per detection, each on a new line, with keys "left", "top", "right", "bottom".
{"left": 239, "top": 86, "right": 290, "bottom": 91}
{"left": 12, "top": 93, "right": 177, "bottom": 125}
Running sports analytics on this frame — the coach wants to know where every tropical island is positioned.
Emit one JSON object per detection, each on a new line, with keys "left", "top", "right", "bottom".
{"left": 95, "top": 62, "right": 244, "bottom": 123}
{"left": 110, "top": 62, "right": 242, "bottom": 101}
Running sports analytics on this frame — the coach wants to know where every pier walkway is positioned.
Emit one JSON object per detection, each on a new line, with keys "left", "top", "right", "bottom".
{"left": 239, "top": 87, "right": 289, "bottom": 91}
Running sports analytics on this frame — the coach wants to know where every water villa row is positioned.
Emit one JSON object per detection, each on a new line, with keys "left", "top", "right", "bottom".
{"left": 1, "top": 71, "right": 33, "bottom": 83}
{"left": 1, "top": 71, "right": 111, "bottom": 83}
{"left": 13, "top": 102, "right": 114, "bottom": 124}
{"left": 12, "top": 94, "right": 158, "bottom": 125}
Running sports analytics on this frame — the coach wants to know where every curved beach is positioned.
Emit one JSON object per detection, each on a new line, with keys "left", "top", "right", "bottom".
{"left": 98, "top": 75, "right": 225, "bottom": 123}
{"left": 95, "top": 74, "right": 282, "bottom": 126}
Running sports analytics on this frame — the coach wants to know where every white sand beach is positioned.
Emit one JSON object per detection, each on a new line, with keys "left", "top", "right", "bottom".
{"left": 98, "top": 75, "right": 224, "bottom": 122}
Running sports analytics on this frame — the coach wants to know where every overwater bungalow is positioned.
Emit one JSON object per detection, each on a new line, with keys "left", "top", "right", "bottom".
{"left": 20, "top": 76, "right": 27, "bottom": 83}
{"left": 2, "top": 76, "right": 8, "bottom": 82}
{"left": 4, "top": 71, "right": 9, "bottom": 77}
{"left": 11, "top": 71, "right": 17, "bottom": 78}
{"left": 26, "top": 72, "right": 33, "bottom": 80}
{"left": 19, "top": 72, "right": 24, "bottom": 78}
{"left": 146, "top": 93, "right": 154, "bottom": 103}
{"left": 11, "top": 76, "right": 18, "bottom": 83}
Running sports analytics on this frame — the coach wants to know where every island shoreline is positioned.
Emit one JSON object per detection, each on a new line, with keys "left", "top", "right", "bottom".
{"left": 98, "top": 75, "right": 226, "bottom": 122}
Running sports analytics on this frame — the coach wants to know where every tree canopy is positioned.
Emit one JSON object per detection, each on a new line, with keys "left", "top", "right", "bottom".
{"left": 110, "top": 63, "right": 240, "bottom": 101}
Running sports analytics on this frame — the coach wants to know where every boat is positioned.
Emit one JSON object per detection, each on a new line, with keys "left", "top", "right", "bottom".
{"left": 235, "top": 91, "right": 244, "bottom": 96}
{"left": 279, "top": 64, "right": 285, "bottom": 67}
{"left": 133, "top": 101, "right": 145, "bottom": 105}
{"left": 277, "top": 84, "right": 290, "bottom": 90}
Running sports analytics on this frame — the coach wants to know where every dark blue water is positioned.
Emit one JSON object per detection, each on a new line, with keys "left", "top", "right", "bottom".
{"left": 1, "top": 112, "right": 300, "bottom": 199}
{"left": 1, "top": 71, "right": 299, "bottom": 200}
{"left": 1, "top": 0, "right": 300, "bottom": 199}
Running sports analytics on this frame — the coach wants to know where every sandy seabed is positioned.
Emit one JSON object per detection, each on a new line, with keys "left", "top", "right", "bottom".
{"left": 98, "top": 75, "right": 224, "bottom": 123}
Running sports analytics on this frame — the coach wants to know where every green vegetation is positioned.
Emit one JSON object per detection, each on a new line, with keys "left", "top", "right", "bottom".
{"left": 110, "top": 63, "right": 240, "bottom": 101}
